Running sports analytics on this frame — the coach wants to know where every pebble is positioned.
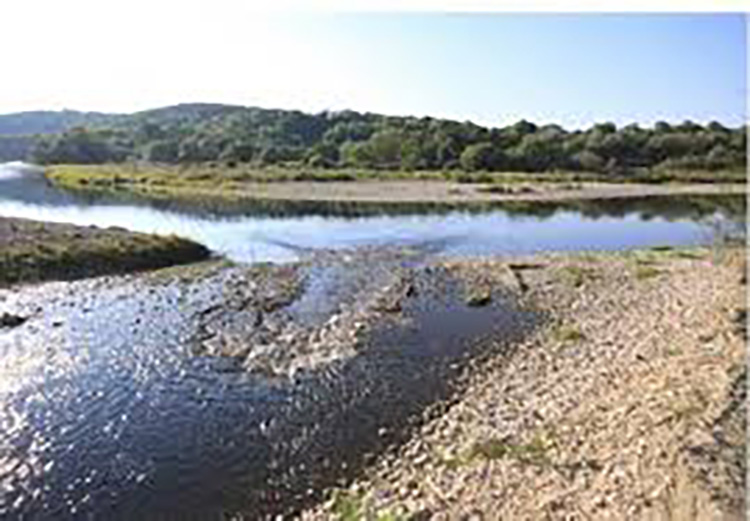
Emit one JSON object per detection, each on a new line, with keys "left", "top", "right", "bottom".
{"left": 301, "top": 250, "right": 746, "bottom": 520}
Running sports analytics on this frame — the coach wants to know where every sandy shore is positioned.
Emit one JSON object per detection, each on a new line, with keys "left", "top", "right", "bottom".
{"left": 301, "top": 246, "right": 747, "bottom": 520}
{"left": 228, "top": 180, "right": 747, "bottom": 204}
{"left": 46, "top": 165, "right": 745, "bottom": 204}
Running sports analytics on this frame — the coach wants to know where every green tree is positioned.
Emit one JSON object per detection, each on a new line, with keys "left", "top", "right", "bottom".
{"left": 367, "top": 130, "right": 402, "bottom": 168}
{"left": 17, "top": 102, "right": 746, "bottom": 174}
{"left": 460, "top": 142, "right": 503, "bottom": 171}
{"left": 144, "top": 139, "right": 179, "bottom": 163}
{"left": 219, "top": 141, "right": 256, "bottom": 163}
{"left": 574, "top": 150, "right": 605, "bottom": 172}
{"left": 32, "top": 127, "right": 124, "bottom": 164}
{"left": 339, "top": 141, "right": 373, "bottom": 168}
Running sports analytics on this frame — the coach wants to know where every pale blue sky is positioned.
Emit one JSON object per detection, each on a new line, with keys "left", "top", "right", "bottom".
{"left": 1, "top": 8, "right": 745, "bottom": 128}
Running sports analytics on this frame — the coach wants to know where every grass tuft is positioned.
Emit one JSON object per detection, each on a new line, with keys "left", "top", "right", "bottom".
{"left": 469, "top": 433, "right": 554, "bottom": 465}
{"left": 328, "top": 489, "right": 408, "bottom": 521}
{"left": 634, "top": 266, "right": 662, "bottom": 280}
{"left": 555, "top": 324, "right": 585, "bottom": 343}
{"left": 561, "top": 265, "right": 598, "bottom": 288}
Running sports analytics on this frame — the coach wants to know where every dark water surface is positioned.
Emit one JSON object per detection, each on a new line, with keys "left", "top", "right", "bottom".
{"left": 0, "top": 163, "right": 744, "bottom": 518}
{"left": 0, "top": 258, "right": 537, "bottom": 519}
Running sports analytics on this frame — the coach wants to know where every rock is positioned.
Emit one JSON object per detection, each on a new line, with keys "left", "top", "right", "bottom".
{"left": 0, "top": 312, "right": 27, "bottom": 328}
{"left": 730, "top": 308, "right": 746, "bottom": 338}
{"left": 376, "top": 297, "right": 402, "bottom": 313}
{"left": 465, "top": 288, "right": 492, "bottom": 307}
{"left": 461, "top": 510, "right": 484, "bottom": 521}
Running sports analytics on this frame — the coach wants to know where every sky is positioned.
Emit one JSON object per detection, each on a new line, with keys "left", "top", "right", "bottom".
{"left": 0, "top": 4, "right": 746, "bottom": 129}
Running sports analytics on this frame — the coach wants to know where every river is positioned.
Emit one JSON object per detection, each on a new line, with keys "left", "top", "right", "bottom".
{"left": 0, "top": 163, "right": 743, "bottom": 263}
{"left": 0, "top": 163, "right": 744, "bottom": 519}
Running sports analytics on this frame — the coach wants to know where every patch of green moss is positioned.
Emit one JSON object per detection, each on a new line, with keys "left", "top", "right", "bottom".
{"left": 673, "top": 250, "right": 706, "bottom": 260}
{"left": 555, "top": 324, "right": 585, "bottom": 343}
{"left": 561, "top": 265, "right": 598, "bottom": 287}
{"left": 471, "top": 436, "right": 551, "bottom": 464}
{"left": 328, "top": 489, "right": 408, "bottom": 521}
{"left": 634, "top": 266, "right": 662, "bottom": 280}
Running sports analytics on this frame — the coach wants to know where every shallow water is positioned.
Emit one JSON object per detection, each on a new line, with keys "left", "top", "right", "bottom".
{"left": 0, "top": 255, "right": 537, "bottom": 519}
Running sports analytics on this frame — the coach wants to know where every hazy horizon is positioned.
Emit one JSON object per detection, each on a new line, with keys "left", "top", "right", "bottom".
{"left": 1, "top": 9, "right": 745, "bottom": 129}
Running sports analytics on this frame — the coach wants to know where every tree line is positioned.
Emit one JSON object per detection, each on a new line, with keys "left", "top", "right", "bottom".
{"left": 23, "top": 103, "right": 747, "bottom": 174}
{"left": 0, "top": 135, "right": 36, "bottom": 162}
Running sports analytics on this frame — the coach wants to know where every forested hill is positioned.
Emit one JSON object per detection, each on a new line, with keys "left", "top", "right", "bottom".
{"left": 0, "top": 109, "right": 119, "bottom": 162}
{"left": 0, "top": 103, "right": 745, "bottom": 174}
{"left": 0, "top": 110, "right": 118, "bottom": 135}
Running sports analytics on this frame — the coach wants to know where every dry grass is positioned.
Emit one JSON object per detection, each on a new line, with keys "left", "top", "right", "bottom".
{"left": 45, "top": 164, "right": 746, "bottom": 205}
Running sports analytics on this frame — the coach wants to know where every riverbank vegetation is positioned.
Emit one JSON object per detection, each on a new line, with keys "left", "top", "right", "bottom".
{"left": 46, "top": 161, "right": 747, "bottom": 190}
{"left": 44, "top": 163, "right": 747, "bottom": 214}
{"left": 0, "top": 103, "right": 744, "bottom": 179}
{"left": 0, "top": 217, "right": 211, "bottom": 286}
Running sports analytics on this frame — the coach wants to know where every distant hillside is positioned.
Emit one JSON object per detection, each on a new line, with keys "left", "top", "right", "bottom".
{"left": 0, "top": 135, "right": 37, "bottom": 162}
{"left": 0, "top": 110, "right": 119, "bottom": 136}
{"left": 0, "top": 103, "right": 744, "bottom": 175}
{"left": 126, "top": 103, "right": 247, "bottom": 126}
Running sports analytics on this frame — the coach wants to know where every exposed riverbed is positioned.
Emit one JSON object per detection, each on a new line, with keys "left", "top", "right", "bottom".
{"left": 0, "top": 163, "right": 745, "bottom": 518}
